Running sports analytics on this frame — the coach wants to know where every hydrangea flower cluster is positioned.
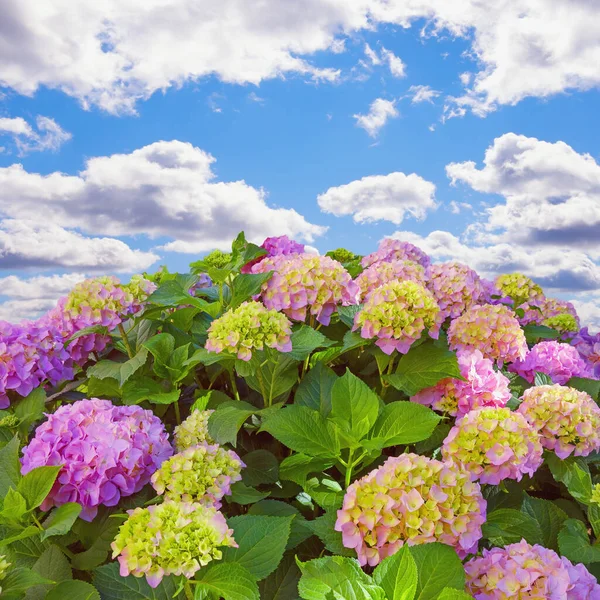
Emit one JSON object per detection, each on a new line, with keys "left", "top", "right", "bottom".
{"left": 0, "top": 555, "right": 10, "bottom": 595}
{"left": 0, "top": 320, "right": 73, "bottom": 408}
{"left": 325, "top": 248, "right": 358, "bottom": 263}
{"left": 465, "top": 540, "right": 600, "bottom": 599}
{"left": 412, "top": 349, "right": 511, "bottom": 417}
{"left": 441, "top": 408, "right": 543, "bottom": 485}
{"left": 151, "top": 442, "right": 244, "bottom": 507}
{"left": 361, "top": 239, "right": 431, "bottom": 269}
{"left": 509, "top": 341, "right": 593, "bottom": 385}
{"left": 572, "top": 327, "right": 600, "bottom": 378}
{"left": 355, "top": 260, "right": 427, "bottom": 301}
{"left": 544, "top": 312, "right": 580, "bottom": 335}
{"left": 447, "top": 304, "right": 528, "bottom": 366}
{"left": 241, "top": 235, "right": 305, "bottom": 273}
{"left": 519, "top": 296, "right": 580, "bottom": 334}
{"left": 173, "top": 409, "right": 215, "bottom": 452}
{"left": 591, "top": 483, "right": 600, "bottom": 507}
{"left": 121, "top": 275, "right": 157, "bottom": 313}
{"left": 354, "top": 280, "right": 442, "bottom": 354}
{"left": 251, "top": 254, "right": 359, "bottom": 325}
{"left": 205, "top": 301, "right": 292, "bottom": 361}
{"left": 335, "top": 453, "right": 486, "bottom": 566}
{"left": 494, "top": 273, "right": 544, "bottom": 306}
{"left": 517, "top": 385, "right": 600, "bottom": 458}
{"left": 111, "top": 501, "right": 237, "bottom": 588}
{"left": 426, "top": 262, "right": 485, "bottom": 320}
{"left": 20, "top": 398, "right": 172, "bottom": 521}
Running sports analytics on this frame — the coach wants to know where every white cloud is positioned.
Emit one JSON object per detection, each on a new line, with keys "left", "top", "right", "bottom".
{"left": 248, "top": 92, "right": 265, "bottom": 103}
{"left": 446, "top": 133, "right": 600, "bottom": 252}
{"left": 407, "top": 85, "right": 440, "bottom": 104}
{"left": 0, "top": 115, "right": 71, "bottom": 155}
{"left": 364, "top": 43, "right": 381, "bottom": 66}
{"left": 318, "top": 172, "right": 437, "bottom": 225}
{"left": 571, "top": 295, "right": 600, "bottom": 332}
{"left": 0, "top": 140, "right": 326, "bottom": 254}
{"left": 381, "top": 48, "right": 406, "bottom": 78}
{"left": 353, "top": 98, "right": 398, "bottom": 137}
{"left": 0, "top": 220, "right": 158, "bottom": 271}
{"left": 448, "top": 200, "right": 472, "bottom": 214}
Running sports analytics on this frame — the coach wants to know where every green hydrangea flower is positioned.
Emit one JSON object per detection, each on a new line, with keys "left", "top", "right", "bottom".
{"left": 495, "top": 273, "right": 543, "bottom": 306}
{"left": 325, "top": 248, "right": 358, "bottom": 263}
{"left": 544, "top": 313, "right": 579, "bottom": 334}
{"left": 203, "top": 249, "right": 232, "bottom": 269}
{"left": 173, "top": 409, "right": 215, "bottom": 452}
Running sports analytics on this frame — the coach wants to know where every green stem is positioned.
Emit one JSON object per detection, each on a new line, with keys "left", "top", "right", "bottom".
{"left": 174, "top": 400, "right": 181, "bottom": 425}
{"left": 184, "top": 581, "right": 194, "bottom": 600}
{"left": 229, "top": 369, "right": 241, "bottom": 401}
{"left": 32, "top": 513, "right": 44, "bottom": 530}
{"left": 256, "top": 368, "right": 268, "bottom": 407}
{"left": 118, "top": 323, "right": 134, "bottom": 359}
{"left": 345, "top": 448, "right": 355, "bottom": 488}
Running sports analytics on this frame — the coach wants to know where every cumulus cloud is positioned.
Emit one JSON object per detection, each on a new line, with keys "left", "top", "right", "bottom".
{"left": 571, "top": 295, "right": 600, "bottom": 332}
{"left": 353, "top": 98, "right": 398, "bottom": 137}
{"left": 0, "top": 115, "right": 71, "bottom": 155}
{"left": 446, "top": 133, "right": 600, "bottom": 251}
{"left": 0, "top": 220, "right": 158, "bottom": 271}
{"left": 318, "top": 172, "right": 437, "bottom": 225}
{"left": 407, "top": 85, "right": 440, "bottom": 104}
{"left": 0, "top": 140, "right": 326, "bottom": 254}
{"left": 363, "top": 44, "right": 405, "bottom": 78}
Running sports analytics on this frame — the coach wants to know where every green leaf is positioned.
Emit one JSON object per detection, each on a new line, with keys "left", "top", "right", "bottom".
{"left": 258, "top": 555, "right": 301, "bottom": 600}
{"left": 17, "top": 466, "right": 61, "bottom": 511}
{"left": 14, "top": 388, "right": 46, "bottom": 433}
{"left": 222, "top": 515, "right": 293, "bottom": 580}
{"left": 0, "top": 525, "right": 39, "bottom": 547}
{"left": 207, "top": 401, "right": 256, "bottom": 446}
{"left": 391, "top": 342, "right": 463, "bottom": 396}
{"left": 87, "top": 349, "right": 148, "bottom": 387}
{"left": 241, "top": 450, "right": 280, "bottom": 486}
{"left": 410, "top": 543, "right": 465, "bottom": 600}
{"left": 482, "top": 508, "right": 543, "bottom": 546}
{"left": 262, "top": 406, "right": 340, "bottom": 458}
{"left": 589, "top": 504, "right": 600, "bottom": 538}
{"left": 0, "top": 436, "right": 21, "bottom": 498}
{"left": 337, "top": 305, "right": 362, "bottom": 328}
{"left": 227, "top": 481, "right": 271, "bottom": 504}
{"left": 93, "top": 562, "right": 178, "bottom": 599}
{"left": 297, "top": 556, "right": 385, "bottom": 600}
{"left": 546, "top": 453, "right": 593, "bottom": 504}
{"left": 279, "top": 454, "right": 335, "bottom": 486}
{"left": 248, "top": 500, "right": 311, "bottom": 550}
{"left": 304, "top": 511, "right": 354, "bottom": 556}
{"left": 147, "top": 280, "right": 197, "bottom": 308}
{"left": 330, "top": 369, "right": 380, "bottom": 442}
{"left": 373, "top": 545, "right": 418, "bottom": 600}
{"left": 558, "top": 518, "right": 600, "bottom": 564}
{"left": 295, "top": 363, "right": 338, "bottom": 417}
{"left": 26, "top": 544, "right": 72, "bottom": 600}
{"left": 41, "top": 503, "right": 82, "bottom": 541}
{"left": 195, "top": 563, "right": 259, "bottom": 600}
{"left": 303, "top": 477, "right": 344, "bottom": 511}
{"left": 523, "top": 325, "right": 560, "bottom": 343}
{"left": 245, "top": 354, "right": 299, "bottom": 404}
{"left": 143, "top": 333, "right": 175, "bottom": 377}
{"left": 437, "top": 590, "right": 474, "bottom": 600}
{"left": 368, "top": 402, "right": 440, "bottom": 448}
{"left": 567, "top": 377, "right": 600, "bottom": 400}
{"left": 520, "top": 495, "right": 567, "bottom": 550}
{"left": 230, "top": 272, "right": 274, "bottom": 309}
{"left": 71, "top": 516, "right": 122, "bottom": 571}
{"left": 46, "top": 581, "right": 101, "bottom": 600}
{"left": 0, "top": 567, "right": 52, "bottom": 596}
{"left": 65, "top": 324, "right": 109, "bottom": 343}
{"left": 534, "top": 372, "right": 554, "bottom": 386}
{"left": 288, "top": 325, "right": 335, "bottom": 361}
{"left": 1, "top": 487, "right": 28, "bottom": 521}
{"left": 87, "top": 376, "right": 122, "bottom": 399}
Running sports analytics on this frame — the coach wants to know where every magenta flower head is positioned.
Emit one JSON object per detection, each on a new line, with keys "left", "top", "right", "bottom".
{"left": 426, "top": 262, "right": 486, "bottom": 320}
{"left": 441, "top": 407, "right": 543, "bottom": 485}
{"left": 354, "top": 280, "right": 442, "bottom": 355}
{"left": 517, "top": 384, "right": 600, "bottom": 459}
{"left": 251, "top": 254, "right": 359, "bottom": 326}
{"left": 412, "top": 349, "right": 511, "bottom": 417}
{"left": 447, "top": 304, "right": 527, "bottom": 366}
{"left": 494, "top": 273, "right": 544, "bottom": 307}
{"left": 241, "top": 235, "right": 305, "bottom": 273}
{"left": 112, "top": 500, "right": 237, "bottom": 588}
{"left": 361, "top": 238, "right": 431, "bottom": 270}
{"left": 20, "top": 398, "right": 172, "bottom": 521}
{"left": 509, "top": 341, "right": 593, "bottom": 385}
{"left": 465, "top": 539, "right": 600, "bottom": 599}
{"left": 335, "top": 453, "right": 486, "bottom": 566}
{"left": 572, "top": 327, "right": 600, "bottom": 378}
{"left": 355, "top": 260, "right": 427, "bottom": 301}
{"left": 205, "top": 301, "right": 292, "bottom": 361}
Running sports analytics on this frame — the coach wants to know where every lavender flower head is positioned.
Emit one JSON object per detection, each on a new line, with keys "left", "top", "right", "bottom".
{"left": 335, "top": 453, "right": 486, "bottom": 566}
{"left": 465, "top": 539, "right": 600, "bottom": 599}
{"left": 20, "top": 398, "right": 172, "bottom": 521}
{"left": 361, "top": 239, "right": 431, "bottom": 269}
{"left": 412, "top": 349, "right": 511, "bottom": 417}
{"left": 509, "top": 341, "right": 594, "bottom": 385}
{"left": 572, "top": 327, "right": 600, "bottom": 378}
{"left": 354, "top": 280, "right": 442, "bottom": 355}
{"left": 355, "top": 260, "right": 427, "bottom": 301}
{"left": 441, "top": 407, "right": 543, "bottom": 485}
{"left": 517, "top": 384, "right": 600, "bottom": 459}
{"left": 241, "top": 235, "right": 305, "bottom": 273}
{"left": 251, "top": 254, "right": 359, "bottom": 326}
{"left": 447, "top": 304, "right": 528, "bottom": 366}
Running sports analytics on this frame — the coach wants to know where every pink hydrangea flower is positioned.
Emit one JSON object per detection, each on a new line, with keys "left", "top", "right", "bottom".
{"left": 241, "top": 235, "right": 305, "bottom": 273}
{"left": 509, "top": 341, "right": 594, "bottom": 385}
{"left": 335, "top": 453, "right": 486, "bottom": 566}
{"left": 447, "top": 304, "right": 528, "bottom": 366}
{"left": 426, "top": 262, "right": 486, "bottom": 320}
{"left": 465, "top": 540, "right": 600, "bottom": 599}
{"left": 355, "top": 260, "right": 427, "bottom": 301}
{"left": 518, "top": 296, "right": 580, "bottom": 335}
{"left": 517, "top": 384, "right": 600, "bottom": 459}
{"left": 361, "top": 239, "right": 431, "bottom": 269}
{"left": 412, "top": 349, "right": 511, "bottom": 417}
{"left": 572, "top": 327, "right": 600, "bottom": 379}
{"left": 251, "top": 254, "right": 359, "bottom": 325}
{"left": 21, "top": 398, "right": 172, "bottom": 521}
{"left": 441, "top": 407, "right": 543, "bottom": 485}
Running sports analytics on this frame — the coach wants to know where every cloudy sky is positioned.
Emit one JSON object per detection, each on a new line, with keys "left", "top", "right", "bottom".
{"left": 0, "top": 0, "right": 599, "bottom": 329}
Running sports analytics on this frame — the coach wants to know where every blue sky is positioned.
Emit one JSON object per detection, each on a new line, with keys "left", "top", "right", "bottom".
{"left": 0, "top": 1, "right": 599, "bottom": 329}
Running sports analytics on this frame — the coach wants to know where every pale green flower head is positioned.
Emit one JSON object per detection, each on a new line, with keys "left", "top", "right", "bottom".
{"left": 173, "top": 409, "right": 215, "bottom": 452}
{"left": 495, "top": 273, "right": 543, "bottom": 306}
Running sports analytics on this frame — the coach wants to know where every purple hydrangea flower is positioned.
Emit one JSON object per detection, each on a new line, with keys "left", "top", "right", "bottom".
{"left": 361, "top": 239, "right": 431, "bottom": 270}
{"left": 241, "top": 235, "right": 305, "bottom": 273}
{"left": 572, "top": 327, "right": 600, "bottom": 378}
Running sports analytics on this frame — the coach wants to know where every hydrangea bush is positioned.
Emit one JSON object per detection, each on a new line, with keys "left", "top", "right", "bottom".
{"left": 0, "top": 231, "right": 599, "bottom": 599}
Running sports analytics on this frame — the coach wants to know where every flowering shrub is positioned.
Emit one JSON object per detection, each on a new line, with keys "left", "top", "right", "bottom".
{"left": 1, "top": 231, "right": 599, "bottom": 599}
